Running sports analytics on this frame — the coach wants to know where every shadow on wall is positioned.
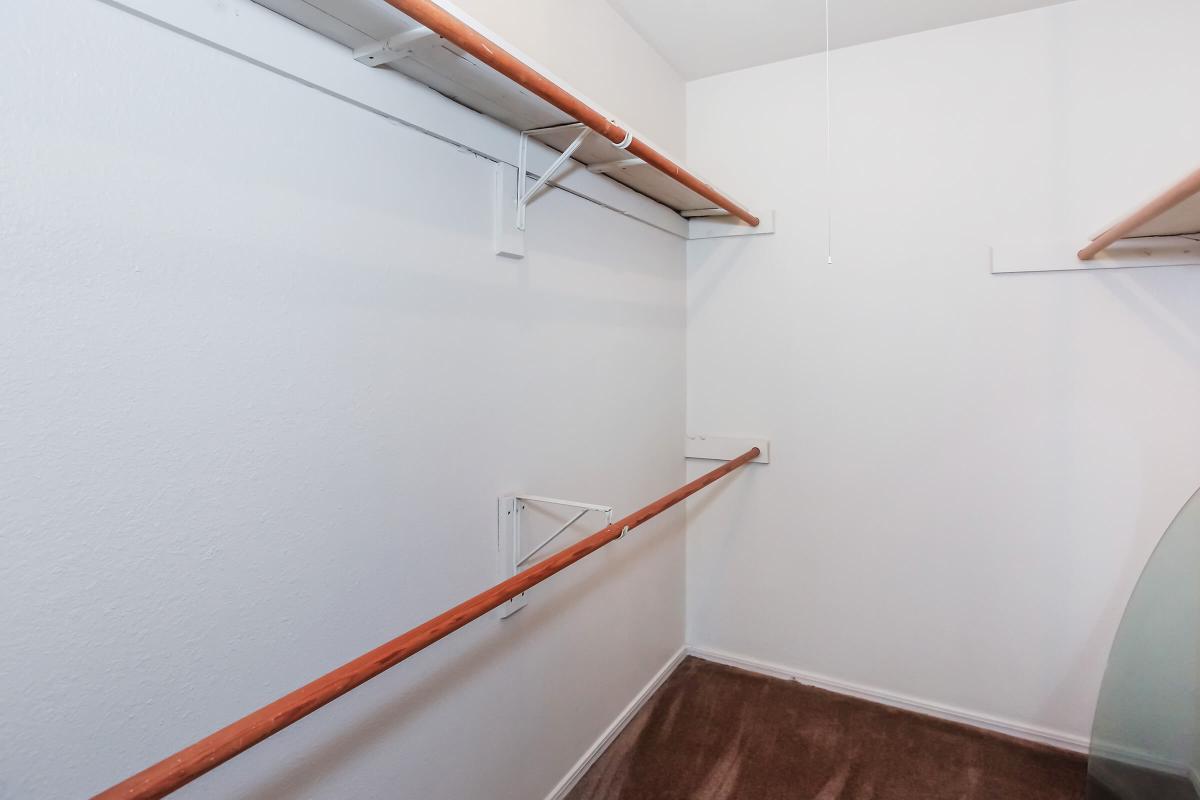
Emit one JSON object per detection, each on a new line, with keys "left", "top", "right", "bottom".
{"left": 325, "top": 265, "right": 685, "bottom": 331}
{"left": 1100, "top": 268, "right": 1200, "bottom": 365}
{"left": 234, "top": 514, "right": 684, "bottom": 800}
{"left": 686, "top": 235, "right": 762, "bottom": 317}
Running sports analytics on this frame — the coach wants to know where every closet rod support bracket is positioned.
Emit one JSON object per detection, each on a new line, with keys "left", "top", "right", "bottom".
{"left": 497, "top": 494, "right": 613, "bottom": 618}
{"left": 517, "top": 123, "right": 591, "bottom": 231}
{"left": 353, "top": 26, "right": 437, "bottom": 66}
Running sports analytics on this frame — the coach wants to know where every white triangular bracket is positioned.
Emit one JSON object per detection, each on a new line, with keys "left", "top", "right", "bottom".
{"left": 496, "top": 494, "right": 613, "bottom": 619}
{"left": 517, "top": 123, "right": 592, "bottom": 231}
{"left": 353, "top": 26, "right": 437, "bottom": 67}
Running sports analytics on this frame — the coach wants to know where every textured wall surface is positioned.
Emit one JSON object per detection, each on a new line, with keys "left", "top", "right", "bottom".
{"left": 685, "top": 0, "right": 1200, "bottom": 747}
{"left": 0, "top": 2, "right": 685, "bottom": 797}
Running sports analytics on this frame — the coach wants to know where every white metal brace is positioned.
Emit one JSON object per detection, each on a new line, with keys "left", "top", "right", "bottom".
{"left": 517, "top": 123, "right": 591, "bottom": 231}
{"left": 496, "top": 494, "right": 613, "bottom": 618}
{"left": 353, "top": 27, "right": 437, "bottom": 67}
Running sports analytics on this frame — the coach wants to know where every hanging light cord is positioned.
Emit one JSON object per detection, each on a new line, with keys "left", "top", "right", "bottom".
{"left": 825, "top": 0, "right": 833, "bottom": 265}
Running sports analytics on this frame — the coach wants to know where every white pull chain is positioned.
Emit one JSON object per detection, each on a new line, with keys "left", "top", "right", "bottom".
{"left": 825, "top": 0, "right": 834, "bottom": 265}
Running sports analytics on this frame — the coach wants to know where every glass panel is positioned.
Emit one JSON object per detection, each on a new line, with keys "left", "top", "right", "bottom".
{"left": 1087, "top": 488, "right": 1200, "bottom": 800}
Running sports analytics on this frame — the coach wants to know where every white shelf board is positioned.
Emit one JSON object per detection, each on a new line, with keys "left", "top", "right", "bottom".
{"left": 255, "top": 0, "right": 740, "bottom": 218}
{"left": 1079, "top": 165, "right": 1200, "bottom": 259}
{"left": 689, "top": 210, "right": 775, "bottom": 240}
{"left": 1098, "top": 178, "right": 1200, "bottom": 240}
{"left": 992, "top": 237, "right": 1200, "bottom": 274}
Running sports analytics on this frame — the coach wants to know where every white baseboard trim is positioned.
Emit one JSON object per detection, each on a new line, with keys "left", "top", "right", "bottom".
{"left": 543, "top": 646, "right": 687, "bottom": 800}
{"left": 1190, "top": 766, "right": 1200, "bottom": 797}
{"left": 687, "top": 646, "right": 1090, "bottom": 754}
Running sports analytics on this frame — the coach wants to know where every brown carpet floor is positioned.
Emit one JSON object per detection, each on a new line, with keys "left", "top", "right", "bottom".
{"left": 567, "top": 657, "right": 1087, "bottom": 800}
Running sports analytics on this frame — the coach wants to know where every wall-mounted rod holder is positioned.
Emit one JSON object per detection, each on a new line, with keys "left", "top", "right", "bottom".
{"left": 685, "top": 435, "right": 771, "bottom": 464}
{"left": 497, "top": 494, "right": 613, "bottom": 618}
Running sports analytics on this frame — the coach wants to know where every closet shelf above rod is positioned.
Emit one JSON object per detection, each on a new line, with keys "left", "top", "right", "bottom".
{"left": 1078, "top": 165, "right": 1200, "bottom": 260}
{"left": 378, "top": 0, "right": 758, "bottom": 225}
{"left": 254, "top": 0, "right": 760, "bottom": 228}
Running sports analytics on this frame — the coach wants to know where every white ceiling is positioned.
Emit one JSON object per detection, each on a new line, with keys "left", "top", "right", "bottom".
{"left": 606, "top": 0, "right": 1075, "bottom": 80}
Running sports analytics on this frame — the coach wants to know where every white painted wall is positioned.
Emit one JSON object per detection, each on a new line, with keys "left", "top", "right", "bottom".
{"left": 685, "top": 0, "right": 1200, "bottom": 746}
{"left": 447, "top": 0, "right": 687, "bottom": 157}
{"left": 0, "top": 2, "right": 685, "bottom": 797}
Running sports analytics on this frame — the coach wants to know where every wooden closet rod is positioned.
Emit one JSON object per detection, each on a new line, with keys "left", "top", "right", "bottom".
{"left": 1078, "top": 166, "right": 1200, "bottom": 260}
{"left": 379, "top": 0, "right": 760, "bottom": 228}
{"left": 94, "top": 448, "right": 759, "bottom": 800}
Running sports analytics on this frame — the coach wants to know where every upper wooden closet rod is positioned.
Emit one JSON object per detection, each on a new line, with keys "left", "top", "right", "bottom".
{"left": 93, "top": 448, "right": 760, "bottom": 800}
{"left": 380, "top": 0, "right": 760, "bottom": 227}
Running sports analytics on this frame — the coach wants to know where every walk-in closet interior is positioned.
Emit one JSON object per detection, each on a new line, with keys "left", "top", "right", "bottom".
{"left": 3, "top": 0, "right": 1198, "bottom": 798}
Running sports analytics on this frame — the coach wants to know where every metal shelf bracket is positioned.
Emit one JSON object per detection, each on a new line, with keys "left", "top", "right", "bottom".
{"left": 516, "top": 123, "right": 591, "bottom": 231}
{"left": 352, "top": 26, "right": 437, "bottom": 67}
{"left": 496, "top": 493, "right": 613, "bottom": 618}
